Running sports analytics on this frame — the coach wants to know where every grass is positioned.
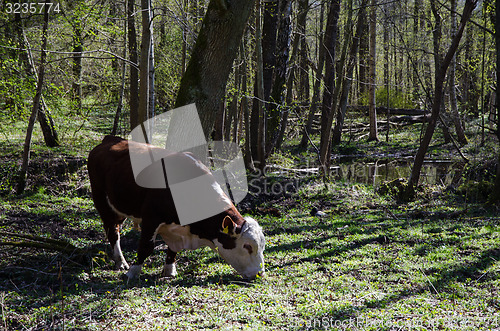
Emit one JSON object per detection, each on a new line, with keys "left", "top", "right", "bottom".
{"left": 1, "top": 108, "right": 499, "bottom": 330}
{"left": 1, "top": 181, "right": 499, "bottom": 330}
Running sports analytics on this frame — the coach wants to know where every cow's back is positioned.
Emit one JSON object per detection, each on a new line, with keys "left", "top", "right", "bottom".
{"left": 88, "top": 135, "right": 147, "bottom": 218}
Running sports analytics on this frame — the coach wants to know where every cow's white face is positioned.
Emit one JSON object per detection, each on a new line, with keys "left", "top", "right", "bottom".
{"left": 214, "top": 216, "right": 265, "bottom": 279}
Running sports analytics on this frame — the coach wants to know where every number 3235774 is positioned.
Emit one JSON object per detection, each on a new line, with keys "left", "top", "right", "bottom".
{"left": 6, "top": 2, "right": 61, "bottom": 14}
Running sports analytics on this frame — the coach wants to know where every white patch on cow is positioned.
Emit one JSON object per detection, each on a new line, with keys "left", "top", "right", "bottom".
{"left": 125, "top": 264, "right": 143, "bottom": 280}
{"left": 161, "top": 263, "right": 177, "bottom": 277}
{"left": 153, "top": 223, "right": 214, "bottom": 252}
{"left": 112, "top": 239, "right": 129, "bottom": 270}
{"left": 107, "top": 196, "right": 142, "bottom": 226}
{"left": 214, "top": 216, "right": 265, "bottom": 279}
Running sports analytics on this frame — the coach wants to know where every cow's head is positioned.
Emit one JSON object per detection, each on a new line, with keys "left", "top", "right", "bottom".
{"left": 213, "top": 216, "right": 265, "bottom": 280}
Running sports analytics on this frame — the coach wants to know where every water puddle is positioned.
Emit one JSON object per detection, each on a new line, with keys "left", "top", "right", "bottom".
{"left": 268, "top": 158, "right": 465, "bottom": 187}
{"left": 329, "top": 159, "right": 465, "bottom": 187}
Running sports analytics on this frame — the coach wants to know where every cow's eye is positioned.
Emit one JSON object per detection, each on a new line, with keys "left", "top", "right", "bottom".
{"left": 243, "top": 243, "right": 253, "bottom": 254}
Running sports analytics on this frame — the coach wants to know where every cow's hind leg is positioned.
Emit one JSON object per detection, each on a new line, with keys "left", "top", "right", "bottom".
{"left": 161, "top": 248, "right": 178, "bottom": 277}
{"left": 125, "top": 220, "right": 156, "bottom": 280}
{"left": 92, "top": 192, "right": 129, "bottom": 270}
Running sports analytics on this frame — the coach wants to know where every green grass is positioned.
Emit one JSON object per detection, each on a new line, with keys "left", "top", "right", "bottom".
{"left": 1, "top": 182, "right": 499, "bottom": 330}
{"left": 1, "top": 106, "right": 499, "bottom": 330}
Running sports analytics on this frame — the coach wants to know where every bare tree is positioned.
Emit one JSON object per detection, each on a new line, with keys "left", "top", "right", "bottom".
{"left": 407, "top": 0, "right": 478, "bottom": 197}
{"left": 266, "top": 0, "right": 292, "bottom": 155}
{"left": 367, "top": 0, "right": 378, "bottom": 141}
{"left": 318, "top": 0, "right": 341, "bottom": 171}
{"left": 138, "top": 0, "right": 152, "bottom": 135}
{"left": 299, "top": 2, "right": 325, "bottom": 150}
{"left": 332, "top": 0, "right": 368, "bottom": 145}
{"left": 17, "top": 5, "right": 49, "bottom": 193}
{"left": 255, "top": 0, "right": 266, "bottom": 170}
{"left": 449, "top": 0, "right": 468, "bottom": 145}
{"left": 128, "top": 0, "right": 139, "bottom": 131}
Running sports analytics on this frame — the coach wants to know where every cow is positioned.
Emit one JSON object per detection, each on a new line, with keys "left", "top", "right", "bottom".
{"left": 87, "top": 135, "right": 265, "bottom": 280}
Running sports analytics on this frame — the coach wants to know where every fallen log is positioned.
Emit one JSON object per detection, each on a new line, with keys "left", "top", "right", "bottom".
{"left": 389, "top": 114, "right": 430, "bottom": 123}
{"left": 348, "top": 105, "right": 429, "bottom": 116}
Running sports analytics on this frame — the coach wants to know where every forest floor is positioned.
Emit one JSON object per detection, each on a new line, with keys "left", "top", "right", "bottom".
{"left": 1, "top": 113, "right": 500, "bottom": 330}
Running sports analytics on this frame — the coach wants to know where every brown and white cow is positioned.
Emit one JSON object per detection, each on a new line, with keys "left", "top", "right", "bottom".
{"left": 88, "top": 135, "right": 265, "bottom": 280}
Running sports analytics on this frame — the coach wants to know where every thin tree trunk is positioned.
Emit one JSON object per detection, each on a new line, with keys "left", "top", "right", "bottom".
{"left": 181, "top": 0, "right": 188, "bottom": 77}
{"left": 17, "top": 5, "right": 49, "bottom": 194}
{"left": 18, "top": 22, "right": 58, "bottom": 147}
{"left": 299, "top": 2, "right": 325, "bottom": 150}
{"left": 490, "top": 0, "right": 500, "bottom": 203}
{"left": 298, "top": 0, "right": 310, "bottom": 108}
{"left": 412, "top": 0, "right": 422, "bottom": 102}
{"left": 266, "top": 0, "right": 292, "bottom": 155}
{"left": 240, "top": 39, "right": 254, "bottom": 171}
{"left": 407, "top": 0, "right": 477, "bottom": 197}
{"left": 138, "top": 0, "right": 151, "bottom": 136}
{"left": 430, "top": 0, "right": 452, "bottom": 144}
{"left": 213, "top": 102, "right": 225, "bottom": 141}
{"left": 72, "top": 0, "right": 83, "bottom": 114}
{"left": 318, "top": 0, "right": 341, "bottom": 171}
{"left": 255, "top": 0, "right": 266, "bottom": 171}
{"left": 112, "top": 16, "right": 128, "bottom": 136}
{"left": 384, "top": 0, "right": 390, "bottom": 142}
{"left": 449, "top": 0, "right": 468, "bottom": 145}
{"left": 275, "top": 0, "right": 305, "bottom": 151}
{"left": 149, "top": 30, "right": 155, "bottom": 115}
{"left": 367, "top": 0, "right": 378, "bottom": 141}
{"left": 128, "top": 0, "right": 139, "bottom": 130}
{"left": 332, "top": 0, "right": 367, "bottom": 145}
{"left": 358, "top": 2, "right": 369, "bottom": 99}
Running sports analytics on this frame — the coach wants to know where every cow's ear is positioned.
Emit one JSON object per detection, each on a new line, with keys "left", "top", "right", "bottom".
{"left": 222, "top": 216, "right": 236, "bottom": 235}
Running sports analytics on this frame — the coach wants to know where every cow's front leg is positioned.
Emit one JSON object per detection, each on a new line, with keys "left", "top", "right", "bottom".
{"left": 111, "top": 227, "right": 129, "bottom": 270}
{"left": 125, "top": 222, "right": 156, "bottom": 280}
{"left": 161, "top": 248, "right": 178, "bottom": 277}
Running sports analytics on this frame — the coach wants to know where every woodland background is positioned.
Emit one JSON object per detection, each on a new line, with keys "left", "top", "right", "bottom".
{"left": 0, "top": 0, "right": 500, "bottom": 329}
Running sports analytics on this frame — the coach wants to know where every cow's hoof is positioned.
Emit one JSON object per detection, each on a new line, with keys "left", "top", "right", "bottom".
{"left": 161, "top": 263, "right": 177, "bottom": 277}
{"left": 124, "top": 264, "right": 142, "bottom": 281}
{"left": 115, "top": 261, "right": 130, "bottom": 270}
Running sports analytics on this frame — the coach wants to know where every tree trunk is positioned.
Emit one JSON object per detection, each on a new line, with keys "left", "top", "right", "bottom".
{"left": 17, "top": 15, "right": 58, "bottom": 147}
{"left": 266, "top": 0, "right": 292, "bottom": 155}
{"left": 412, "top": 0, "right": 422, "bottom": 102}
{"left": 407, "top": 0, "right": 477, "bottom": 197}
{"left": 318, "top": 0, "right": 341, "bottom": 171}
{"left": 383, "top": 0, "right": 390, "bottom": 142}
{"left": 240, "top": 40, "right": 254, "bottom": 171}
{"left": 17, "top": 5, "right": 49, "bottom": 194}
{"left": 72, "top": 0, "right": 83, "bottom": 114}
{"left": 367, "top": 0, "right": 378, "bottom": 142}
{"left": 358, "top": 1, "right": 369, "bottom": 99}
{"left": 149, "top": 29, "right": 155, "bottom": 122}
{"left": 262, "top": 0, "right": 279, "bottom": 102}
{"left": 275, "top": 0, "right": 305, "bottom": 151}
{"left": 490, "top": 0, "right": 500, "bottom": 203}
{"left": 298, "top": 0, "right": 310, "bottom": 108}
{"left": 173, "top": 0, "right": 257, "bottom": 140}
{"left": 298, "top": 2, "right": 325, "bottom": 150}
{"left": 138, "top": 0, "right": 152, "bottom": 138}
{"left": 430, "top": 0, "right": 452, "bottom": 144}
{"left": 449, "top": 0, "right": 468, "bottom": 145}
{"left": 332, "top": 0, "right": 367, "bottom": 145}
{"left": 255, "top": 0, "right": 266, "bottom": 171}
{"left": 128, "top": 0, "right": 139, "bottom": 131}
{"left": 112, "top": 16, "right": 128, "bottom": 136}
